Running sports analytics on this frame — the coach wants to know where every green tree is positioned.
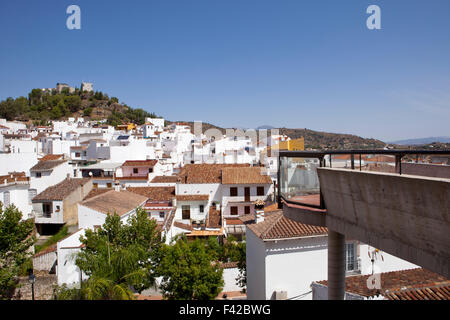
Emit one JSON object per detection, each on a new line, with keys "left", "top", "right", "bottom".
{"left": 64, "top": 95, "right": 82, "bottom": 113}
{"left": 51, "top": 105, "right": 63, "bottom": 119}
{"left": 55, "top": 208, "right": 162, "bottom": 300}
{"left": 28, "top": 88, "right": 42, "bottom": 106}
{"left": 158, "top": 237, "right": 224, "bottom": 300}
{"left": 0, "top": 204, "right": 35, "bottom": 300}
{"left": 83, "top": 107, "right": 93, "bottom": 117}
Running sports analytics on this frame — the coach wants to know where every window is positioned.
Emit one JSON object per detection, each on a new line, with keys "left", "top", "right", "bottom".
{"left": 257, "top": 186, "right": 265, "bottom": 196}
{"left": 28, "top": 189, "right": 37, "bottom": 203}
{"left": 230, "top": 206, "right": 238, "bottom": 215}
{"left": 199, "top": 205, "right": 204, "bottom": 213}
{"left": 230, "top": 187, "right": 238, "bottom": 197}
{"left": 107, "top": 183, "right": 112, "bottom": 188}
{"left": 149, "top": 168, "right": 153, "bottom": 173}
{"left": 182, "top": 205, "right": 190, "bottom": 220}
{"left": 3, "top": 191, "right": 10, "bottom": 207}
{"left": 75, "top": 152, "right": 81, "bottom": 157}
{"left": 346, "top": 243, "right": 357, "bottom": 271}
{"left": 133, "top": 168, "right": 138, "bottom": 174}
{"left": 55, "top": 205, "right": 60, "bottom": 212}
{"left": 93, "top": 183, "right": 98, "bottom": 189}
{"left": 159, "top": 212, "right": 165, "bottom": 218}
{"left": 35, "top": 172, "right": 42, "bottom": 178}
{"left": 244, "top": 206, "right": 250, "bottom": 214}
{"left": 43, "top": 203, "right": 52, "bottom": 218}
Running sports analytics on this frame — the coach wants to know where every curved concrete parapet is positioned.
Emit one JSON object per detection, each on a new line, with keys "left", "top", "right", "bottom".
{"left": 282, "top": 199, "right": 327, "bottom": 227}
{"left": 317, "top": 168, "right": 450, "bottom": 279}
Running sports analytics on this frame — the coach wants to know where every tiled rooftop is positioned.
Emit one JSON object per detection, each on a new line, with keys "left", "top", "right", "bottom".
{"left": 80, "top": 190, "right": 147, "bottom": 216}
{"left": 221, "top": 167, "right": 272, "bottom": 185}
{"left": 150, "top": 175, "right": 179, "bottom": 183}
{"left": 122, "top": 160, "right": 158, "bottom": 167}
{"left": 246, "top": 211, "right": 328, "bottom": 240}
{"left": 175, "top": 194, "right": 209, "bottom": 201}
{"left": 178, "top": 164, "right": 249, "bottom": 184}
{"left": 30, "top": 160, "right": 66, "bottom": 172}
{"left": 33, "top": 178, "right": 91, "bottom": 201}
{"left": 316, "top": 268, "right": 450, "bottom": 299}
{"left": 127, "top": 186, "right": 175, "bottom": 201}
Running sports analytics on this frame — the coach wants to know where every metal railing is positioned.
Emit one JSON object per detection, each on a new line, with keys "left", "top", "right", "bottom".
{"left": 277, "top": 149, "right": 450, "bottom": 210}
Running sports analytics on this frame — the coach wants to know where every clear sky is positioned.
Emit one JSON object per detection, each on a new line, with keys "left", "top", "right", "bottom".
{"left": 1, "top": 0, "right": 449, "bottom": 142}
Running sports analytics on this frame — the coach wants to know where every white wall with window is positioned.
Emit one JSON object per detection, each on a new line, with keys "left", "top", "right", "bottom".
{"left": 0, "top": 184, "right": 33, "bottom": 219}
{"left": 174, "top": 200, "right": 209, "bottom": 223}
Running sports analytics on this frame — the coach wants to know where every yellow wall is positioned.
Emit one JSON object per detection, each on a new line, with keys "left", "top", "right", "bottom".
{"left": 276, "top": 138, "right": 304, "bottom": 151}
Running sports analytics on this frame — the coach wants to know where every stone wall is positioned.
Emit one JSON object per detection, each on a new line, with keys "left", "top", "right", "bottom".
{"left": 12, "top": 274, "right": 57, "bottom": 300}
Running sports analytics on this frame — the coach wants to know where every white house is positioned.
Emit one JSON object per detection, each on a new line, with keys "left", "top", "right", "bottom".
{"left": 0, "top": 172, "right": 33, "bottom": 219}
{"left": 244, "top": 210, "right": 418, "bottom": 300}
{"left": 57, "top": 190, "right": 148, "bottom": 286}
{"left": 57, "top": 229, "right": 86, "bottom": 286}
{"left": 29, "top": 158, "right": 73, "bottom": 194}
{"left": 32, "top": 178, "right": 93, "bottom": 235}
{"left": 77, "top": 189, "right": 147, "bottom": 229}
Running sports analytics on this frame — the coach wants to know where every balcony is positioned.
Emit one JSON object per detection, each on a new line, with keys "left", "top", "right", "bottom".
{"left": 278, "top": 149, "right": 450, "bottom": 210}
{"left": 278, "top": 149, "right": 450, "bottom": 281}
{"left": 33, "top": 209, "right": 64, "bottom": 224}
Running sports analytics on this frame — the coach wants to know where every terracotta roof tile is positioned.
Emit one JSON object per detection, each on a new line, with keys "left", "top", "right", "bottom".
{"left": 317, "top": 268, "right": 450, "bottom": 299}
{"left": 150, "top": 175, "right": 179, "bottom": 183}
{"left": 80, "top": 190, "right": 147, "bottom": 216}
{"left": 384, "top": 284, "right": 450, "bottom": 300}
{"left": 33, "top": 178, "right": 91, "bottom": 201}
{"left": 38, "top": 154, "right": 64, "bottom": 162}
{"left": 176, "top": 194, "right": 209, "bottom": 201}
{"left": 178, "top": 164, "right": 249, "bottom": 184}
{"left": 222, "top": 167, "right": 272, "bottom": 185}
{"left": 122, "top": 160, "right": 158, "bottom": 167}
{"left": 247, "top": 211, "right": 328, "bottom": 240}
{"left": 83, "top": 188, "right": 113, "bottom": 200}
{"left": 30, "top": 160, "right": 66, "bottom": 172}
{"left": 127, "top": 186, "right": 175, "bottom": 201}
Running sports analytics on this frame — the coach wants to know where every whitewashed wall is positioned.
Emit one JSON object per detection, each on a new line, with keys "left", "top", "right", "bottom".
{"left": 57, "top": 229, "right": 86, "bottom": 286}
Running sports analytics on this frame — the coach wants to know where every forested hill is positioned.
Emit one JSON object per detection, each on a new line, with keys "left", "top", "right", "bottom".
{"left": 0, "top": 88, "right": 159, "bottom": 126}
{"left": 171, "top": 121, "right": 387, "bottom": 150}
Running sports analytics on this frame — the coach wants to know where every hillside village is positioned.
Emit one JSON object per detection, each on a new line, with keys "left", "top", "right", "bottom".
{"left": 0, "top": 83, "right": 449, "bottom": 301}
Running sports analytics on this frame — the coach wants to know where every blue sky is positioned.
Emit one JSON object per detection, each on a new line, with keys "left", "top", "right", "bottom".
{"left": 1, "top": 0, "right": 449, "bottom": 142}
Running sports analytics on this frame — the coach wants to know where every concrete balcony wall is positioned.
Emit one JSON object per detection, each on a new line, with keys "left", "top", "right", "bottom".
{"left": 317, "top": 168, "right": 450, "bottom": 278}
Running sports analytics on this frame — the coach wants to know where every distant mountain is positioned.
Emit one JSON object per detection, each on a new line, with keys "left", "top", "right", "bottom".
{"left": 176, "top": 121, "right": 387, "bottom": 150}
{"left": 390, "top": 137, "right": 450, "bottom": 145}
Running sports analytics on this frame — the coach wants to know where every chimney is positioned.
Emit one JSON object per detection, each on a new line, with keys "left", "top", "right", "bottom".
{"left": 255, "top": 209, "right": 265, "bottom": 223}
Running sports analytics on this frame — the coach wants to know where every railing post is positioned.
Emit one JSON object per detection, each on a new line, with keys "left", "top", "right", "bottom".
{"left": 277, "top": 154, "right": 282, "bottom": 209}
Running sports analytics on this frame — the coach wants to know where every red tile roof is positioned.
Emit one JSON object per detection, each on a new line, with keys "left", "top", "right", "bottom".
{"left": 122, "top": 160, "right": 158, "bottom": 167}
{"left": 316, "top": 268, "right": 450, "bottom": 299}
{"left": 384, "top": 284, "right": 450, "bottom": 300}
{"left": 150, "top": 175, "right": 179, "bottom": 183}
{"left": 33, "top": 178, "right": 91, "bottom": 201}
{"left": 80, "top": 190, "right": 147, "bottom": 216}
{"left": 127, "top": 186, "right": 175, "bottom": 201}
{"left": 221, "top": 167, "right": 272, "bottom": 185}
{"left": 178, "top": 164, "right": 249, "bottom": 184}
{"left": 176, "top": 194, "right": 209, "bottom": 201}
{"left": 247, "top": 211, "right": 328, "bottom": 240}
{"left": 83, "top": 188, "right": 113, "bottom": 200}
{"left": 38, "top": 154, "right": 64, "bottom": 162}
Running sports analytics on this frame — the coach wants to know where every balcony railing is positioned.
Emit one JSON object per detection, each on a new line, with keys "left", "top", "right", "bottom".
{"left": 278, "top": 149, "right": 450, "bottom": 210}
